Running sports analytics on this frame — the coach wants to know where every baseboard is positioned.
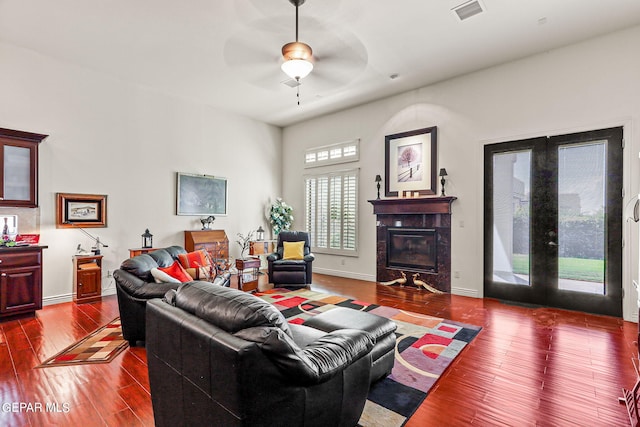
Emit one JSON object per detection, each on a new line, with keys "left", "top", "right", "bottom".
{"left": 43, "top": 293, "right": 73, "bottom": 306}
{"left": 451, "top": 286, "right": 480, "bottom": 298}
{"left": 43, "top": 288, "right": 117, "bottom": 306}
{"left": 313, "top": 267, "right": 376, "bottom": 282}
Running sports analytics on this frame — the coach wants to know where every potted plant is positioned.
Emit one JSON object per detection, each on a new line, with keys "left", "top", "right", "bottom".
{"left": 269, "top": 198, "right": 294, "bottom": 237}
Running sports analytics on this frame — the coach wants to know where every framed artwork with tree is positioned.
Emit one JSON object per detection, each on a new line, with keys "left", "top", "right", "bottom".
{"left": 384, "top": 126, "right": 438, "bottom": 197}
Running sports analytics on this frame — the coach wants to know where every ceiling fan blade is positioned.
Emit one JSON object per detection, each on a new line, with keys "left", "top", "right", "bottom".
{"left": 224, "top": 5, "right": 368, "bottom": 93}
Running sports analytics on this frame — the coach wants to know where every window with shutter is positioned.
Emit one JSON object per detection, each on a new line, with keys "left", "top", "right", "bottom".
{"left": 305, "top": 169, "right": 358, "bottom": 255}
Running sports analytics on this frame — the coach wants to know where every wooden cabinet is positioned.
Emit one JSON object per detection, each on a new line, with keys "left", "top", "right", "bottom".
{"left": 0, "top": 128, "right": 48, "bottom": 208}
{"left": 184, "top": 230, "right": 229, "bottom": 261}
{"left": 0, "top": 246, "right": 46, "bottom": 319}
{"left": 73, "top": 255, "right": 102, "bottom": 304}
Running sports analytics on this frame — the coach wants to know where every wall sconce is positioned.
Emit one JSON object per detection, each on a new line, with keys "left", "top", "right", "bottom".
{"left": 375, "top": 174, "right": 382, "bottom": 199}
{"left": 142, "top": 229, "right": 153, "bottom": 248}
{"left": 439, "top": 168, "right": 448, "bottom": 196}
{"left": 256, "top": 226, "right": 265, "bottom": 241}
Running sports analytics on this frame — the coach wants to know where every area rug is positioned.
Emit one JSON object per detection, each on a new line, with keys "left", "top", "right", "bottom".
{"left": 256, "top": 288, "right": 482, "bottom": 427}
{"left": 36, "top": 318, "right": 128, "bottom": 367}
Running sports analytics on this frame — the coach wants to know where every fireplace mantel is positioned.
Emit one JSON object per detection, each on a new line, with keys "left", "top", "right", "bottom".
{"left": 369, "top": 196, "right": 456, "bottom": 293}
{"left": 368, "top": 196, "right": 457, "bottom": 215}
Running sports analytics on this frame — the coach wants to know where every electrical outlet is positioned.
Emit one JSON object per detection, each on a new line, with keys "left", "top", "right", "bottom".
{"left": 454, "top": 271, "right": 460, "bottom": 279}
{"left": 341, "top": 259, "right": 346, "bottom": 266}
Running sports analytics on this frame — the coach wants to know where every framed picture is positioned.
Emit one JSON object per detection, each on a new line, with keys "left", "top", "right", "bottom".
{"left": 177, "top": 172, "right": 227, "bottom": 216}
{"left": 385, "top": 126, "right": 438, "bottom": 197}
{"left": 56, "top": 193, "right": 107, "bottom": 228}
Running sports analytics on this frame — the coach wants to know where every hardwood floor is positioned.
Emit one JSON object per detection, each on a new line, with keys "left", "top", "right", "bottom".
{"left": 1, "top": 274, "right": 637, "bottom": 426}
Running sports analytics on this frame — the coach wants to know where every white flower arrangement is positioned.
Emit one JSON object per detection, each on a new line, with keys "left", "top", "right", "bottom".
{"left": 269, "top": 198, "right": 294, "bottom": 236}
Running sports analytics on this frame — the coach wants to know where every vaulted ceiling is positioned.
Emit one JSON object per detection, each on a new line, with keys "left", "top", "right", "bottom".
{"left": 2, "top": 0, "right": 640, "bottom": 127}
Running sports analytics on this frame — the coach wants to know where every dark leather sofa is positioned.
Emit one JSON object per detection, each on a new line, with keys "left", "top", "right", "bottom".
{"left": 113, "top": 246, "right": 230, "bottom": 345}
{"left": 146, "top": 282, "right": 376, "bottom": 427}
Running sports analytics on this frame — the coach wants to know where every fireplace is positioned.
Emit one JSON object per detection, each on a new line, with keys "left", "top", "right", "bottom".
{"left": 387, "top": 228, "right": 437, "bottom": 272}
{"left": 369, "top": 197, "right": 456, "bottom": 292}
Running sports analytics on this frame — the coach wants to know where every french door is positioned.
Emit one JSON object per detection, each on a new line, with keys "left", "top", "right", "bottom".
{"left": 484, "top": 127, "right": 623, "bottom": 317}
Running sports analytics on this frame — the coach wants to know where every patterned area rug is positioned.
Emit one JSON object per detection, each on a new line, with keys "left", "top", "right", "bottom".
{"left": 256, "top": 289, "right": 482, "bottom": 427}
{"left": 36, "top": 318, "right": 128, "bottom": 367}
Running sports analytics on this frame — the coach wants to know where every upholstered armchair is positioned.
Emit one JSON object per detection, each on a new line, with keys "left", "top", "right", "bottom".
{"left": 267, "top": 231, "right": 314, "bottom": 287}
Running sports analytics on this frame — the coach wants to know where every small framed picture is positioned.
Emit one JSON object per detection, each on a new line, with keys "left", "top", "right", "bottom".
{"left": 385, "top": 126, "right": 438, "bottom": 197}
{"left": 56, "top": 193, "right": 107, "bottom": 228}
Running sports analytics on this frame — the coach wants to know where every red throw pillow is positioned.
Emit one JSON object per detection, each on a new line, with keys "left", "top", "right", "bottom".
{"left": 178, "top": 250, "right": 210, "bottom": 269}
{"left": 158, "top": 261, "right": 192, "bottom": 282}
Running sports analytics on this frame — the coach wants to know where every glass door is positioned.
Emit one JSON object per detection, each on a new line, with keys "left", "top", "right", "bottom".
{"left": 484, "top": 128, "right": 623, "bottom": 317}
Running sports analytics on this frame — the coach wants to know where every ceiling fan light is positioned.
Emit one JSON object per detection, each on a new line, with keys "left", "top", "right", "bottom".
{"left": 281, "top": 41, "right": 313, "bottom": 61}
{"left": 281, "top": 59, "right": 313, "bottom": 80}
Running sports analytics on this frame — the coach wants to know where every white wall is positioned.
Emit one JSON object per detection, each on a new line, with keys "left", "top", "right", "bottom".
{"left": 282, "top": 25, "right": 640, "bottom": 321}
{"left": 0, "top": 41, "right": 282, "bottom": 304}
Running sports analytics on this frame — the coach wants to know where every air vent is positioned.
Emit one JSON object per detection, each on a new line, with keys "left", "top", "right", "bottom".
{"left": 452, "top": 0, "right": 485, "bottom": 21}
{"left": 282, "top": 78, "right": 301, "bottom": 88}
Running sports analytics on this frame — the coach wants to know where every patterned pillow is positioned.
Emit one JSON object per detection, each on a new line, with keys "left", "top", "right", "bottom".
{"left": 178, "top": 250, "right": 210, "bottom": 269}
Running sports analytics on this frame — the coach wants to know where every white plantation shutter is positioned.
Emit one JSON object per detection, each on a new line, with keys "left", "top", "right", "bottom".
{"left": 305, "top": 169, "right": 358, "bottom": 255}
{"left": 343, "top": 173, "right": 357, "bottom": 251}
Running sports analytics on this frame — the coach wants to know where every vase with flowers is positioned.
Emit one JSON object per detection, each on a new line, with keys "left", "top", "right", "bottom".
{"left": 269, "top": 198, "right": 293, "bottom": 237}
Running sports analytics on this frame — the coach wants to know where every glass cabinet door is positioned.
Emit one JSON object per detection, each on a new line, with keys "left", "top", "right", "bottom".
{"left": 0, "top": 128, "right": 47, "bottom": 208}
{"left": 3, "top": 144, "right": 32, "bottom": 202}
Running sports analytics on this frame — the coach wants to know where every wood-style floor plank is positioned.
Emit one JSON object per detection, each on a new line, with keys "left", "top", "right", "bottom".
{"left": 0, "top": 273, "right": 636, "bottom": 426}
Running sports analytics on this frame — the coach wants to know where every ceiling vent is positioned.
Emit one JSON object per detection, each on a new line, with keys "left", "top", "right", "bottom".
{"left": 452, "top": 0, "right": 485, "bottom": 21}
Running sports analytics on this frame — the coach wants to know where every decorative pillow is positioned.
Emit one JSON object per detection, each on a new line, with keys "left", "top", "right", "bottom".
{"left": 150, "top": 267, "right": 181, "bottom": 284}
{"left": 282, "top": 241, "right": 305, "bottom": 260}
{"left": 158, "top": 261, "right": 192, "bottom": 282}
{"left": 178, "top": 249, "right": 210, "bottom": 269}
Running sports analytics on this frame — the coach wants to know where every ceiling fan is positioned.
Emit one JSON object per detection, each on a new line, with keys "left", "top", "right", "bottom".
{"left": 223, "top": 0, "right": 368, "bottom": 103}
{"left": 280, "top": 0, "right": 314, "bottom": 83}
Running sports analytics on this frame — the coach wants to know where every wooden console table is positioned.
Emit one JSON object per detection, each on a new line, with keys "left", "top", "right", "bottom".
{"left": 249, "top": 240, "right": 276, "bottom": 255}
{"left": 128, "top": 247, "right": 157, "bottom": 258}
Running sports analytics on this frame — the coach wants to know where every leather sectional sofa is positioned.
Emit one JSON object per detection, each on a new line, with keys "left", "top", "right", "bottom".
{"left": 113, "top": 246, "right": 230, "bottom": 345}
{"left": 146, "top": 282, "right": 397, "bottom": 426}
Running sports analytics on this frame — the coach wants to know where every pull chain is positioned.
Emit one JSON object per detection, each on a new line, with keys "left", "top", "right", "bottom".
{"left": 296, "top": 77, "right": 301, "bottom": 105}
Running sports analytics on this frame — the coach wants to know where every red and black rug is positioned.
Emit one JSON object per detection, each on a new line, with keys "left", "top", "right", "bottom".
{"left": 257, "top": 288, "right": 482, "bottom": 427}
{"left": 36, "top": 318, "right": 128, "bottom": 367}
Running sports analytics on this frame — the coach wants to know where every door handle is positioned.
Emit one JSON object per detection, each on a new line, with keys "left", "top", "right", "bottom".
{"left": 548, "top": 241, "right": 558, "bottom": 247}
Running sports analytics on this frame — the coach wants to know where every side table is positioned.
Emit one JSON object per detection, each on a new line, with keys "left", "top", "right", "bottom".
{"left": 236, "top": 257, "right": 261, "bottom": 292}
{"left": 73, "top": 255, "right": 103, "bottom": 304}
{"left": 128, "top": 247, "right": 157, "bottom": 258}
{"left": 249, "top": 240, "right": 276, "bottom": 269}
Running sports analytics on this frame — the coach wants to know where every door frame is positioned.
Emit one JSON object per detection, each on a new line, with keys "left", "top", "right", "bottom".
{"left": 483, "top": 127, "right": 623, "bottom": 317}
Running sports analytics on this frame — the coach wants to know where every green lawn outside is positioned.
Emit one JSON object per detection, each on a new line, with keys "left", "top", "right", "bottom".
{"left": 512, "top": 254, "right": 604, "bottom": 282}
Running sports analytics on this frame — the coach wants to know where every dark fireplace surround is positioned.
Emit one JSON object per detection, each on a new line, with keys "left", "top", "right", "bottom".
{"left": 368, "top": 197, "right": 456, "bottom": 292}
